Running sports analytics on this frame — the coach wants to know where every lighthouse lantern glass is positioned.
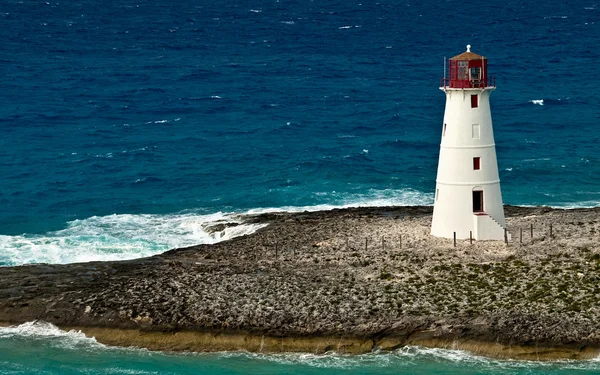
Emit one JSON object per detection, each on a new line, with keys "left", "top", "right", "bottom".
{"left": 458, "top": 61, "right": 468, "bottom": 80}
{"left": 446, "top": 49, "right": 491, "bottom": 89}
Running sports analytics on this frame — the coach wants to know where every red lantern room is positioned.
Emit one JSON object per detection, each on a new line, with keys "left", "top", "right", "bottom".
{"left": 441, "top": 45, "right": 495, "bottom": 89}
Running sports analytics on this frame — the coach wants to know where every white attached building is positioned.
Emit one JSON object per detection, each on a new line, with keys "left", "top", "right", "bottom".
{"left": 431, "top": 46, "right": 507, "bottom": 241}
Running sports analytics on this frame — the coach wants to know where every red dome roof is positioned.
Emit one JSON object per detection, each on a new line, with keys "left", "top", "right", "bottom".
{"left": 450, "top": 50, "right": 486, "bottom": 61}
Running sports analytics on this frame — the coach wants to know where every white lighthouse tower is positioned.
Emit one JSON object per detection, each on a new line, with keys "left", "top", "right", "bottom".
{"left": 431, "top": 45, "right": 507, "bottom": 241}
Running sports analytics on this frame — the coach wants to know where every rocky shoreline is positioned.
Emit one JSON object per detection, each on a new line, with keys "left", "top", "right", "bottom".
{"left": 1, "top": 205, "right": 600, "bottom": 360}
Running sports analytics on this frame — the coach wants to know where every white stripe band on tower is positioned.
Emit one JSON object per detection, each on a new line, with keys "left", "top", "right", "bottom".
{"left": 440, "top": 144, "right": 496, "bottom": 149}
{"left": 436, "top": 179, "right": 501, "bottom": 186}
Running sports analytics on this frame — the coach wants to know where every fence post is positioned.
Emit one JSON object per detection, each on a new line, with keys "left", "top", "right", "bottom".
{"left": 550, "top": 223, "right": 553, "bottom": 239}
{"left": 382, "top": 236, "right": 385, "bottom": 251}
{"left": 400, "top": 235, "right": 402, "bottom": 249}
{"left": 520, "top": 228, "right": 523, "bottom": 244}
{"left": 504, "top": 228, "right": 508, "bottom": 244}
{"left": 365, "top": 238, "right": 368, "bottom": 252}
{"left": 469, "top": 231, "right": 472, "bottom": 245}
{"left": 453, "top": 232, "right": 456, "bottom": 247}
{"left": 530, "top": 223, "right": 533, "bottom": 239}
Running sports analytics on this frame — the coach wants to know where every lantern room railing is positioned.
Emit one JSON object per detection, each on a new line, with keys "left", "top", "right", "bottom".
{"left": 440, "top": 76, "right": 496, "bottom": 89}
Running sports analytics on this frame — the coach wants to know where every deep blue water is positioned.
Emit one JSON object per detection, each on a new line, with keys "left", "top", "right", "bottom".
{"left": 1, "top": 0, "right": 599, "bottom": 373}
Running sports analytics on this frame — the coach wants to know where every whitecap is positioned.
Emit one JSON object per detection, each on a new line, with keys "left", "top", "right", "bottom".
{"left": 338, "top": 25, "right": 353, "bottom": 29}
{"left": 215, "top": 346, "right": 522, "bottom": 369}
{"left": 0, "top": 321, "right": 103, "bottom": 350}
{"left": 245, "top": 188, "right": 435, "bottom": 216}
{"left": 94, "top": 152, "right": 113, "bottom": 158}
{"left": 530, "top": 99, "right": 544, "bottom": 105}
{"left": 0, "top": 212, "right": 267, "bottom": 266}
{"left": 1, "top": 189, "right": 438, "bottom": 267}
{"left": 217, "top": 350, "right": 395, "bottom": 369}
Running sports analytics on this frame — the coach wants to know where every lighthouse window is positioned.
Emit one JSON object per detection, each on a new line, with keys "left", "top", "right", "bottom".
{"left": 471, "top": 94, "right": 478, "bottom": 108}
{"left": 470, "top": 67, "right": 481, "bottom": 81}
{"left": 473, "top": 157, "right": 481, "bottom": 170}
{"left": 458, "top": 61, "right": 468, "bottom": 80}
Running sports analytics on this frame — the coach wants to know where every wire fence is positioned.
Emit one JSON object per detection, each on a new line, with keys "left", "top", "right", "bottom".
{"left": 253, "top": 222, "right": 584, "bottom": 261}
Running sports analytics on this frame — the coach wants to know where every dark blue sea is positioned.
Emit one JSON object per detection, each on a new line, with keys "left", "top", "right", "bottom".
{"left": 1, "top": 0, "right": 599, "bottom": 373}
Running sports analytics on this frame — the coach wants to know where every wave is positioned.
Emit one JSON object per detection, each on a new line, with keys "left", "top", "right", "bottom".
{"left": 216, "top": 346, "right": 600, "bottom": 371}
{"left": 0, "top": 212, "right": 268, "bottom": 267}
{"left": 3, "top": 322, "right": 600, "bottom": 371}
{"left": 2, "top": 187, "right": 600, "bottom": 267}
{"left": 0, "top": 189, "right": 432, "bottom": 267}
{"left": 245, "top": 189, "right": 434, "bottom": 216}
{"left": 0, "top": 321, "right": 103, "bottom": 351}
{"left": 528, "top": 97, "right": 570, "bottom": 106}
{"left": 546, "top": 201, "right": 600, "bottom": 209}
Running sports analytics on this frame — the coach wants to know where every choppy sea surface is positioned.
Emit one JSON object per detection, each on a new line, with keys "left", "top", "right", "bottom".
{"left": 1, "top": 0, "right": 599, "bottom": 373}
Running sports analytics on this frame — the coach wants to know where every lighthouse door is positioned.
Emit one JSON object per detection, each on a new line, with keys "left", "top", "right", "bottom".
{"left": 472, "top": 191, "right": 484, "bottom": 212}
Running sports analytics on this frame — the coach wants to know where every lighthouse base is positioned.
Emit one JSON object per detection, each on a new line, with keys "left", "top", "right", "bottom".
{"left": 431, "top": 183, "right": 507, "bottom": 241}
{"left": 430, "top": 213, "right": 507, "bottom": 241}
{"left": 473, "top": 213, "right": 506, "bottom": 241}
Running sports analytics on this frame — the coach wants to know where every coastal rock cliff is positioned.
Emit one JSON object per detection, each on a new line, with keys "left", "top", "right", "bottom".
{"left": 1, "top": 206, "right": 600, "bottom": 360}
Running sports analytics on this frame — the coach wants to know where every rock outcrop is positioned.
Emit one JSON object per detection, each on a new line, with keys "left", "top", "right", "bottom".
{"left": 1, "top": 205, "right": 600, "bottom": 360}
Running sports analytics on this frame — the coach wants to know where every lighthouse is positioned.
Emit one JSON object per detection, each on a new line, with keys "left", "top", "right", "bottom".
{"left": 431, "top": 45, "right": 507, "bottom": 241}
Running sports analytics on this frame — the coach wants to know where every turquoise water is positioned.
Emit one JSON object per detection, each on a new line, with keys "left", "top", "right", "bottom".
{"left": 1, "top": 322, "right": 599, "bottom": 375}
{"left": 1, "top": 0, "right": 599, "bottom": 372}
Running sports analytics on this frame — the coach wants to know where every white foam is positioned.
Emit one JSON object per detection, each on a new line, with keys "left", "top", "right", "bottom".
{"left": 0, "top": 212, "right": 267, "bottom": 266}
{"left": 552, "top": 201, "right": 600, "bottom": 209}
{"left": 0, "top": 321, "right": 103, "bottom": 350}
{"left": 218, "top": 351, "right": 396, "bottom": 369}
{"left": 0, "top": 189, "right": 432, "bottom": 266}
{"left": 216, "top": 345, "right": 512, "bottom": 369}
{"left": 530, "top": 99, "right": 544, "bottom": 105}
{"left": 397, "top": 345, "right": 487, "bottom": 363}
{"left": 245, "top": 189, "right": 434, "bottom": 215}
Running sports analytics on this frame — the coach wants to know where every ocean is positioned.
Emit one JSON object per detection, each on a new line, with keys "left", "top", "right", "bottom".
{"left": 1, "top": 0, "right": 599, "bottom": 373}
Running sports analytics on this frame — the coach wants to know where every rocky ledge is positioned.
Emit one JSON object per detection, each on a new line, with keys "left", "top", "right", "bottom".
{"left": 2, "top": 205, "right": 600, "bottom": 360}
